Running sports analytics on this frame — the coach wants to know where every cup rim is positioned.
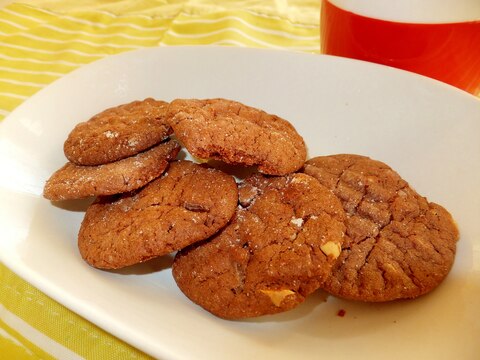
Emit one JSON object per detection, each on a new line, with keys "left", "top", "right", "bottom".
{"left": 323, "top": 0, "right": 480, "bottom": 25}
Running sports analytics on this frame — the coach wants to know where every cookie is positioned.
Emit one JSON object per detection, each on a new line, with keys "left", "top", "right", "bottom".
{"left": 303, "top": 154, "right": 459, "bottom": 302}
{"left": 166, "top": 98, "right": 307, "bottom": 175}
{"left": 172, "top": 173, "right": 346, "bottom": 319}
{"left": 64, "top": 98, "right": 172, "bottom": 165}
{"left": 43, "top": 139, "right": 180, "bottom": 201}
{"left": 78, "top": 160, "right": 238, "bottom": 269}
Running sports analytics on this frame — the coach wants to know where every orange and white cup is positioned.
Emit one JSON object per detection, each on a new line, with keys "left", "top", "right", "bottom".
{"left": 321, "top": 0, "right": 480, "bottom": 95}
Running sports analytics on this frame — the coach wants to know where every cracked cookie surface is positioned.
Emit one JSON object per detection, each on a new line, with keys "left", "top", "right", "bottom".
{"left": 64, "top": 98, "right": 172, "bottom": 165}
{"left": 166, "top": 98, "right": 307, "bottom": 175}
{"left": 303, "top": 154, "right": 459, "bottom": 302}
{"left": 44, "top": 139, "right": 180, "bottom": 201}
{"left": 172, "top": 173, "right": 346, "bottom": 319}
{"left": 78, "top": 160, "right": 238, "bottom": 269}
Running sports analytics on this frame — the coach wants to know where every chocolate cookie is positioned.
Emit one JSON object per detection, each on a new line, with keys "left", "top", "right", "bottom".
{"left": 172, "top": 173, "right": 346, "bottom": 319}
{"left": 166, "top": 98, "right": 307, "bottom": 175}
{"left": 64, "top": 98, "right": 172, "bottom": 165}
{"left": 44, "top": 139, "right": 180, "bottom": 201}
{"left": 78, "top": 160, "right": 238, "bottom": 269}
{"left": 303, "top": 154, "right": 459, "bottom": 302}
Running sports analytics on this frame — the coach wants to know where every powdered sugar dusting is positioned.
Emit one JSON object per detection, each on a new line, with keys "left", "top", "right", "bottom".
{"left": 128, "top": 138, "right": 139, "bottom": 147}
{"left": 104, "top": 130, "right": 119, "bottom": 138}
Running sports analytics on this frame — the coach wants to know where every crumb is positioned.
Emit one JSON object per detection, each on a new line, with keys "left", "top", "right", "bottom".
{"left": 337, "top": 309, "right": 346, "bottom": 317}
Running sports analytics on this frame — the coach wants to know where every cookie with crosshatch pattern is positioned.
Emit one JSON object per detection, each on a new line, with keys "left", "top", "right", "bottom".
{"left": 303, "top": 154, "right": 459, "bottom": 302}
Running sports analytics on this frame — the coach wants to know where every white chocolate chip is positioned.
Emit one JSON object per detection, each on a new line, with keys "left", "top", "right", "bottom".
{"left": 290, "top": 217, "right": 304, "bottom": 227}
{"left": 259, "top": 289, "right": 295, "bottom": 307}
{"left": 191, "top": 155, "right": 209, "bottom": 164}
{"left": 320, "top": 241, "right": 341, "bottom": 259}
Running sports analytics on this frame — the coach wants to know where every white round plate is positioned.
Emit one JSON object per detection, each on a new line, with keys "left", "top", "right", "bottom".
{"left": 0, "top": 46, "right": 479, "bottom": 360}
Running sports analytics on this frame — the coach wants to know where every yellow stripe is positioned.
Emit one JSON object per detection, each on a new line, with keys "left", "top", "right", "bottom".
{"left": 13, "top": 32, "right": 148, "bottom": 49}
{"left": 0, "top": 77, "right": 47, "bottom": 87}
{"left": 172, "top": 14, "right": 319, "bottom": 39}
{"left": 0, "top": 54, "right": 79, "bottom": 71}
{"left": 0, "top": 336, "right": 38, "bottom": 360}
{"left": 0, "top": 92, "right": 29, "bottom": 100}
{"left": 0, "top": 19, "right": 28, "bottom": 34}
{"left": 181, "top": 8, "right": 319, "bottom": 33}
{"left": 2, "top": 41, "right": 104, "bottom": 56}
{"left": 68, "top": 8, "right": 175, "bottom": 28}
{"left": 33, "top": 23, "right": 164, "bottom": 42}
{"left": 3, "top": 34, "right": 142, "bottom": 54}
{"left": 18, "top": 26, "right": 162, "bottom": 45}
{"left": 8, "top": 2, "right": 175, "bottom": 27}
{"left": 0, "top": 318, "right": 55, "bottom": 360}
{"left": 15, "top": 2, "right": 183, "bottom": 19}
{"left": 0, "top": 8, "right": 48, "bottom": 30}
{"left": 0, "top": 65, "right": 64, "bottom": 77}
{"left": 161, "top": 10, "right": 319, "bottom": 50}
{"left": 166, "top": 20, "right": 318, "bottom": 49}
{"left": 0, "top": 80, "right": 41, "bottom": 95}
{"left": 0, "top": 263, "right": 153, "bottom": 359}
{"left": 2, "top": 3, "right": 172, "bottom": 40}
{"left": 47, "top": 15, "right": 169, "bottom": 38}
{"left": 174, "top": 14, "right": 319, "bottom": 40}
{"left": 0, "top": 17, "right": 28, "bottom": 30}
{"left": 0, "top": 44, "right": 102, "bottom": 64}
{"left": 163, "top": 27, "right": 318, "bottom": 51}
{"left": 6, "top": 3, "right": 58, "bottom": 23}
{"left": 0, "top": 68, "right": 59, "bottom": 84}
{"left": 55, "top": 13, "right": 170, "bottom": 31}
{"left": 48, "top": 11, "right": 171, "bottom": 31}
{"left": 0, "top": 305, "right": 83, "bottom": 360}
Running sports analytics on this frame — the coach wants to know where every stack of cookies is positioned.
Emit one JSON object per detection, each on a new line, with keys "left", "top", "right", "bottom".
{"left": 44, "top": 98, "right": 459, "bottom": 320}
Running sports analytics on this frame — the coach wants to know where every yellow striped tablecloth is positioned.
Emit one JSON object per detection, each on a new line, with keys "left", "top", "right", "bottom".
{"left": 0, "top": 1, "right": 320, "bottom": 358}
